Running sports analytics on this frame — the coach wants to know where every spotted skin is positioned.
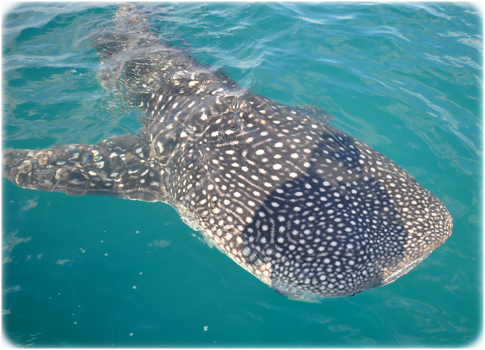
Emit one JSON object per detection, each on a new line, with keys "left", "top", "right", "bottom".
{"left": 2, "top": 4, "right": 452, "bottom": 301}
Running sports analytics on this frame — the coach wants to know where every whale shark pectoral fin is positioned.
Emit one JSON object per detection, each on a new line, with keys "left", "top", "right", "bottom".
{"left": 3, "top": 133, "right": 166, "bottom": 203}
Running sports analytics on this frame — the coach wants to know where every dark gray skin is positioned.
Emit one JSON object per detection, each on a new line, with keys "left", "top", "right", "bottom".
{"left": 3, "top": 4, "right": 452, "bottom": 302}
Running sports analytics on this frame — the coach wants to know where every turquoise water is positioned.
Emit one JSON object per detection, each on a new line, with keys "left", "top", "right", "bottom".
{"left": 2, "top": 2, "right": 482, "bottom": 347}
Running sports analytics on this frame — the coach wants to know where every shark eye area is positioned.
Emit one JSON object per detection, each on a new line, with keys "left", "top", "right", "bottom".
{"left": 162, "top": 138, "right": 176, "bottom": 155}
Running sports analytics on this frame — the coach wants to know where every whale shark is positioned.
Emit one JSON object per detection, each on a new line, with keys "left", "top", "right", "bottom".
{"left": 2, "top": 4, "right": 452, "bottom": 302}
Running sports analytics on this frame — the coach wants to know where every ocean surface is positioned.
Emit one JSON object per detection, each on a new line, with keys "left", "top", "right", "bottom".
{"left": 2, "top": 2, "right": 482, "bottom": 347}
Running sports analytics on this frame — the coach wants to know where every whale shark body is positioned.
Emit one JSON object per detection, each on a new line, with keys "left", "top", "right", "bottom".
{"left": 3, "top": 4, "right": 452, "bottom": 302}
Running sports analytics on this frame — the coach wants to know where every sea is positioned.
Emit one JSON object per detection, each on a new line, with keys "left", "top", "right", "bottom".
{"left": 2, "top": 2, "right": 482, "bottom": 347}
